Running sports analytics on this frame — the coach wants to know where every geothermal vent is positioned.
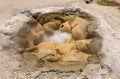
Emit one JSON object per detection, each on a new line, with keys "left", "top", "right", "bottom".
{"left": 13, "top": 8, "right": 102, "bottom": 71}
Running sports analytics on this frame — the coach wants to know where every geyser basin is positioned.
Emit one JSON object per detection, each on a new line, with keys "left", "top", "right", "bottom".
{"left": 12, "top": 7, "right": 102, "bottom": 71}
{"left": 1, "top": 7, "right": 120, "bottom": 78}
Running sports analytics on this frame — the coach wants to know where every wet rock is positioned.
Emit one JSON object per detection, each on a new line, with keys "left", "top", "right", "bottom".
{"left": 31, "top": 42, "right": 59, "bottom": 62}
{"left": 43, "top": 19, "right": 61, "bottom": 35}
{"left": 17, "top": 17, "right": 44, "bottom": 48}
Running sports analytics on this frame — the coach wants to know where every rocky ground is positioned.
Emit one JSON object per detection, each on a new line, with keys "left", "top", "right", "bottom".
{"left": 0, "top": 0, "right": 120, "bottom": 79}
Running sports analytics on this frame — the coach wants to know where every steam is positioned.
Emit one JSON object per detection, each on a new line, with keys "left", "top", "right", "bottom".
{"left": 43, "top": 30, "right": 71, "bottom": 43}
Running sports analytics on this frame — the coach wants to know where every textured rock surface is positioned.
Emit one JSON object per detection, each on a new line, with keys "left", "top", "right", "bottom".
{"left": 0, "top": 1, "right": 120, "bottom": 79}
{"left": 16, "top": 9, "right": 99, "bottom": 71}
